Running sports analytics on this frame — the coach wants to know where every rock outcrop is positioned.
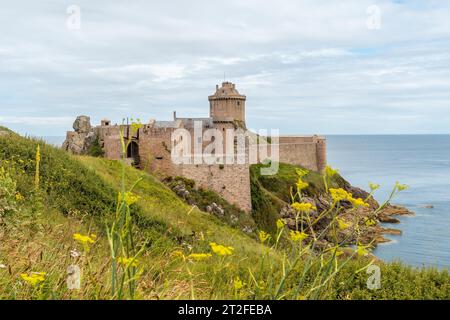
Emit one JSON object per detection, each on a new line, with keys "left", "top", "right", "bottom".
{"left": 276, "top": 180, "right": 413, "bottom": 247}
{"left": 62, "top": 116, "right": 97, "bottom": 154}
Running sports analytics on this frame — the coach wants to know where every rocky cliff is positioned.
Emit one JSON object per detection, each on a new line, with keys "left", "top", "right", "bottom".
{"left": 62, "top": 115, "right": 97, "bottom": 154}
{"left": 250, "top": 162, "right": 413, "bottom": 247}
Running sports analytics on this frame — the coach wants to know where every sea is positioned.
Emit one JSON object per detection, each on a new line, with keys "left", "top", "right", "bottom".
{"left": 43, "top": 135, "right": 450, "bottom": 269}
{"left": 327, "top": 135, "right": 450, "bottom": 269}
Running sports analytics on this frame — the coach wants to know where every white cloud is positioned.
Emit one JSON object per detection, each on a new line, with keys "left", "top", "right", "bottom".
{"left": 91, "top": 63, "right": 187, "bottom": 82}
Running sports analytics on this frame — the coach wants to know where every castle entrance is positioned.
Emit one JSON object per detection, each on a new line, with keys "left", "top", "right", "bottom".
{"left": 127, "top": 140, "right": 140, "bottom": 167}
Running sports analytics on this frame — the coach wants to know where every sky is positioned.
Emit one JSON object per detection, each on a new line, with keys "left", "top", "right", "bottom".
{"left": 0, "top": 0, "right": 450, "bottom": 136}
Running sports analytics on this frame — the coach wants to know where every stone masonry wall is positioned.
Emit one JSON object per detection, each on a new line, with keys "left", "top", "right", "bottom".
{"left": 98, "top": 125, "right": 122, "bottom": 160}
{"left": 180, "top": 163, "right": 252, "bottom": 212}
{"left": 138, "top": 126, "right": 181, "bottom": 177}
{"left": 275, "top": 136, "right": 327, "bottom": 172}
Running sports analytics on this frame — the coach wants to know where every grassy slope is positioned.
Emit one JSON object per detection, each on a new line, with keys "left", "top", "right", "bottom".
{"left": 79, "top": 156, "right": 262, "bottom": 255}
{"left": 0, "top": 131, "right": 271, "bottom": 299}
{"left": 0, "top": 130, "right": 448, "bottom": 299}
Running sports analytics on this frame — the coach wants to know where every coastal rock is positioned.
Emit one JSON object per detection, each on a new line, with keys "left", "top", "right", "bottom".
{"left": 381, "top": 204, "right": 414, "bottom": 216}
{"left": 73, "top": 115, "right": 92, "bottom": 133}
{"left": 378, "top": 216, "right": 401, "bottom": 223}
{"left": 374, "top": 235, "right": 391, "bottom": 244}
{"left": 380, "top": 228, "right": 402, "bottom": 236}
{"left": 279, "top": 205, "right": 295, "bottom": 218}
{"left": 377, "top": 204, "right": 414, "bottom": 224}
{"left": 315, "top": 194, "right": 332, "bottom": 212}
{"left": 62, "top": 115, "right": 97, "bottom": 154}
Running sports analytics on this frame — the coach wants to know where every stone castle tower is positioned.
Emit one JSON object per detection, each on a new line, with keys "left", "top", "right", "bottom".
{"left": 209, "top": 82, "right": 246, "bottom": 123}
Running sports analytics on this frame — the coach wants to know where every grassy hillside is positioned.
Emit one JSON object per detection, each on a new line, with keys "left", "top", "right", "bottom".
{"left": 0, "top": 129, "right": 448, "bottom": 299}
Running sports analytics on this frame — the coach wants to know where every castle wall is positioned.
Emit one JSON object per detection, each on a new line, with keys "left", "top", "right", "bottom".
{"left": 138, "top": 126, "right": 181, "bottom": 177}
{"left": 180, "top": 163, "right": 252, "bottom": 212}
{"left": 275, "top": 136, "right": 327, "bottom": 172}
{"left": 95, "top": 125, "right": 122, "bottom": 160}
{"left": 103, "top": 134, "right": 122, "bottom": 160}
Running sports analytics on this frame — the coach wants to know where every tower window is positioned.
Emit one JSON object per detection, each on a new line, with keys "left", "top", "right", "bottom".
{"left": 237, "top": 101, "right": 240, "bottom": 106}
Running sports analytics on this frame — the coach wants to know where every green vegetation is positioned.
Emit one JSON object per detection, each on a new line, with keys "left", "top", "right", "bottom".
{"left": 0, "top": 129, "right": 448, "bottom": 300}
{"left": 252, "top": 162, "right": 347, "bottom": 203}
{"left": 87, "top": 136, "right": 104, "bottom": 157}
{"left": 250, "top": 162, "right": 348, "bottom": 234}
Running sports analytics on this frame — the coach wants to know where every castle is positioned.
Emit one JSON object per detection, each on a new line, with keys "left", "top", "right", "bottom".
{"left": 63, "top": 82, "right": 326, "bottom": 212}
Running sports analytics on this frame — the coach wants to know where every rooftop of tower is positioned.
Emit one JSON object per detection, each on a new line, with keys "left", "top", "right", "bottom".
{"left": 208, "top": 81, "right": 246, "bottom": 100}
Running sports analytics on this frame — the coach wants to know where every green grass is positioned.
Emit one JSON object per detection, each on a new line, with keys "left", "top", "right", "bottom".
{"left": 252, "top": 162, "right": 348, "bottom": 203}
{"left": 0, "top": 129, "right": 448, "bottom": 300}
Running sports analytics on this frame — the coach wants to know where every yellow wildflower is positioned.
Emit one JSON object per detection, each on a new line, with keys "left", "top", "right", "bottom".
{"left": 20, "top": 272, "right": 46, "bottom": 286}
{"left": 187, "top": 253, "right": 212, "bottom": 261}
{"left": 325, "top": 165, "right": 339, "bottom": 177}
{"left": 329, "top": 188, "right": 352, "bottom": 202}
{"left": 365, "top": 218, "right": 377, "bottom": 227}
{"left": 172, "top": 250, "right": 185, "bottom": 259}
{"left": 295, "top": 168, "right": 309, "bottom": 178}
{"left": 291, "top": 202, "right": 316, "bottom": 213}
{"left": 329, "top": 188, "right": 369, "bottom": 208}
{"left": 130, "top": 119, "right": 143, "bottom": 134}
{"left": 234, "top": 277, "right": 244, "bottom": 290}
{"left": 35, "top": 145, "right": 41, "bottom": 162}
{"left": 356, "top": 244, "right": 371, "bottom": 257}
{"left": 117, "top": 257, "right": 138, "bottom": 267}
{"left": 34, "top": 145, "right": 40, "bottom": 190}
{"left": 73, "top": 233, "right": 96, "bottom": 245}
{"left": 258, "top": 280, "right": 266, "bottom": 290}
{"left": 349, "top": 197, "right": 369, "bottom": 208}
{"left": 210, "top": 242, "right": 234, "bottom": 256}
{"left": 369, "top": 182, "right": 380, "bottom": 192}
{"left": 258, "top": 230, "right": 270, "bottom": 243}
{"left": 118, "top": 191, "right": 140, "bottom": 206}
{"left": 337, "top": 218, "right": 350, "bottom": 230}
{"left": 395, "top": 182, "right": 409, "bottom": 192}
{"left": 276, "top": 219, "right": 285, "bottom": 230}
{"left": 15, "top": 192, "right": 23, "bottom": 201}
{"left": 289, "top": 230, "right": 308, "bottom": 242}
{"left": 296, "top": 179, "right": 309, "bottom": 191}
{"left": 335, "top": 249, "right": 345, "bottom": 257}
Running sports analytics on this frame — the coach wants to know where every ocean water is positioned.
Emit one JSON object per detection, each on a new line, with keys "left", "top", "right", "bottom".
{"left": 327, "top": 135, "right": 450, "bottom": 269}
{"left": 43, "top": 135, "right": 450, "bottom": 269}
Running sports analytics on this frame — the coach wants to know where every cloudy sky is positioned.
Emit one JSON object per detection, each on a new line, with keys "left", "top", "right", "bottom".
{"left": 1, "top": 0, "right": 449, "bottom": 136}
